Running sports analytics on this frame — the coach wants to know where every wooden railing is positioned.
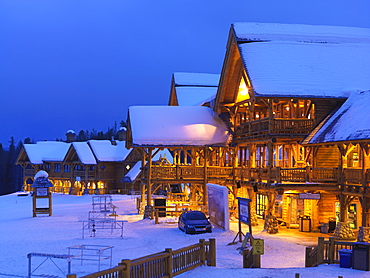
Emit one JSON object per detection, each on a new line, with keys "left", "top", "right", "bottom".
{"left": 79, "top": 239, "right": 216, "bottom": 278}
{"left": 344, "top": 168, "right": 363, "bottom": 184}
{"left": 235, "top": 118, "right": 314, "bottom": 138}
{"left": 305, "top": 237, "right": 354, "bottom": 267}
{"left": 146, "top": 165, "right": 370, "bottom": 186}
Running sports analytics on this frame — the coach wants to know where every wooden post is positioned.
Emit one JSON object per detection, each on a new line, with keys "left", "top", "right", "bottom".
{"left": 155, "top": 209, "right": 159, "bottom": 224}
{"left": 328, "top": 237, "right": 335, "bottom": 264}
{"left": 165, "top": 248, "right": 173, "bottom": 278}
{"left": 120, "top": 259, "right": 131, "bottom": 278}
{"left": 208, "top": 238, "right": 216, "bottom": 266}
{"left": 242, "top": 248, "right": 251, "bottom": 268}
{"left": 295, "top": 274, "right": 300, "bottom": 278}
{"left": 199, "top": 239, "right": 206, "bottom": 265}
{"left": 317, "top": 237, "right": 324, "bottom": 265}
{"left": 147, "top": 148, "right": 153, "bottom": 207}
{"left": 242, "top": 248, "right": 260, "bottom": 268}
{"left": 49, "top": 189, "right": 53, "bottom": 216}
{"left": 253, "top": 252, "right": 261, "bottom": 268}
{"left": 151, "top": 207, "right": 154, "bottom": 220}
{"left": 203, "top": 147, "right": 208, "bottom": 206}
{"left": 66, "top": 275, "right": 76, "bottom": 278}
{"left": 305, "top": 247, "right": 313, "bottom": 267}
{"left": 276, "top": 167, "right": 281, "bottom": 183}
{"left": 267, "top": 141, "right": 273, "bottom": 183}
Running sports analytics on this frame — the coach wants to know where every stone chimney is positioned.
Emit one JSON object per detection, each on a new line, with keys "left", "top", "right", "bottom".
{"left": 66, "top": 130, "right": 76, "bottom": 143}
{"left": 117, "top": 127, "right": 127, "bottom": 141}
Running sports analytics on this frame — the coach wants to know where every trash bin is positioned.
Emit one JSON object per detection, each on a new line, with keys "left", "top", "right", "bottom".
{"left": 328, "top": 219, "right": 336, "bottom": 233}
{"left": 320, "top": 223, "right": 329, "bottom": 233}
{"left": 339, "top": 249, "right": 352, "bottom": 268}
{"left": 352, "top": 242, "right": 370, "bottom": 271}
{"left": 299, "top": 216, "right": 311, "bottom": 232}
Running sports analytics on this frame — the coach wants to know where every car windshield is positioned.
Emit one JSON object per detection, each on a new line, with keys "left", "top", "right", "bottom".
{"left": 186, "top": 212, "right": 207, "bottom": 220}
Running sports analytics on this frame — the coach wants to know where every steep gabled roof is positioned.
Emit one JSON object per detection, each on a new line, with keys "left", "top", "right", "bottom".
{"left": 169, "top": 72, "right": 220, "bottom": 106}
{"left": 238, "top": 41, "right": 370, "bottom": 98}
{"left": 303, "top": 90, "right": 370, "bottom": 144}
{"left": 88, "top": 140, "right": 131, "bottom": 162}
{"left": 233, "top": 22, "right": 370, "bottom": 44}
{"left": 173, "top": 72, "right": 220, "bottom": 87}
{"left": 215, "top": 22, "right": 370, "bottom": 112}
{"left": 128, "top": 106, "right": 230, "bottom": 147}
{"left": 19, "top": 140, "right": 132, "bottom": 165}
{"left": 23, "top": 142, "right": 70, "bottom": 164}
{"left": 68, "top": 142, "right": 97, "bottom": 164}
{"left": 175, "top": 87, "right": 217, "bottom": 106}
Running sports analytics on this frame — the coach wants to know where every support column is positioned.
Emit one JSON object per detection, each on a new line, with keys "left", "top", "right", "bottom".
{"left": 264, "top": 192, "right": 278, "bottom": 234}
{"left": 203, "top": 147, "right": 208, "bottom": 207}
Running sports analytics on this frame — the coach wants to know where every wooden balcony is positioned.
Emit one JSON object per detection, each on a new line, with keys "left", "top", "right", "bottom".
{"left": 147, "top": 165, "right": 370, "bottom": 193}
{"left": 234, "top": 118, "right": 314, "bottom": 140}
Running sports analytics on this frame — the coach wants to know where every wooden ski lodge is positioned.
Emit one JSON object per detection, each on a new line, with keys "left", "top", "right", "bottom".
{"left": 16, "top": 22, "right": 370, "bottom": 240}
{"left": 125, "top": 22, "right": 370, "bottom": 239}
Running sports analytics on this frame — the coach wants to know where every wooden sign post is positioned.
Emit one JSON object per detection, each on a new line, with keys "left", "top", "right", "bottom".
{"left": 31, "top": 171, "right": 54, "bottom": 217}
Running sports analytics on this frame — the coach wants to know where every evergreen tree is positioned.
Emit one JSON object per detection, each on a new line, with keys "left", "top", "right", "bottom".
{"left": 0, "top": 143, "right": 6, "bottom": 194}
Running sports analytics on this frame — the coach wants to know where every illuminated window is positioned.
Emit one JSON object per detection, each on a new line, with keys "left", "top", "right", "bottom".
{"left": 235, "top": 77, "right": 250, "bottom": 103}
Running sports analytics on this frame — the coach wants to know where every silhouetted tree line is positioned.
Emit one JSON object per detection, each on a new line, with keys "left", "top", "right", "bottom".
{"left": 0, "top": 137, "right": 23, "bottom": 195}
{"left": 0, "top": 121, "right": 127, "bottom": 195}
{"left": 56, "top": 121, "right": 127, "bottom": 142}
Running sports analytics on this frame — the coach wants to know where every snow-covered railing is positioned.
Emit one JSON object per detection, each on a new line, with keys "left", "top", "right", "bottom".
{"left": 78, "top": 239, "right": 216, "bottom": 278}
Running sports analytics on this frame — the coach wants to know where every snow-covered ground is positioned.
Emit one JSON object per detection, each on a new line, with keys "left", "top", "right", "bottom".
{"left": 0, "top": 193, "right": 368, "bottom": 278}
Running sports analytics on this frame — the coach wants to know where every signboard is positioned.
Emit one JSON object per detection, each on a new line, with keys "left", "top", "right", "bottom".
{"left": 238, "top": 197, "right": 251, "bottom": 225}
{"left": 252, "top": 238, "right": 264, "bottom": 255}
{"left": 207, "top": 183, "right": 229, "bottom": 231}
{"left": 299, "top": 193, "right": 321, "bottom": 200}
{"left": 35, "top": 187, "right": 48, "bottom": 197}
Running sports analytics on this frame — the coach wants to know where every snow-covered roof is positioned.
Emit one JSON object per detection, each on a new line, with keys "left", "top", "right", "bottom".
{"left": 303, "top": 90, "right": 370, "bottom": 144}
{"left": 175, "top": 87, "right": 217, "bottom": 106}
{"left": 23, "top": 140, "right": 132, "bottom": 164}
{"left": 129, "top": 106, "right": 230, "bottom": 146}
{"left": 173, "top": 72, "right": 220, "bottom": 87}
{"left": 88, "top": 140, "right": 131, "bottom": 162}
{"left": 71, "top": 142, "right": 97, "bottom": 164}
{"left": 233, "top": 22, "right": 370, "bottom": 44}
{"left": 239, "top": 41, "right": 370, "bottom": 98}
{"left": 24, "top": 141, "right": 71, "bottom": 164}
{"left": 122, "top": 161, "right": 141, "bottom": 183}
{"left": 122, "top": 149, "right": 173, "bottom": 183}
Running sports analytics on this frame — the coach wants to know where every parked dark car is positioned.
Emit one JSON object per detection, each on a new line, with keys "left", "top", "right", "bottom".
{"left": 178, "top": 210, "right": 212, "bottom": 234}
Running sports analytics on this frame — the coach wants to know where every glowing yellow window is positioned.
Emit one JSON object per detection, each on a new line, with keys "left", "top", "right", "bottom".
{"left": 236, "top": 77, "right": 250, "bottom": 103}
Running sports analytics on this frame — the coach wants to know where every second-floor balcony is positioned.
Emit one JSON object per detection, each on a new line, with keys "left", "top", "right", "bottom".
{"left": 234, "top": 118, "right": 314, "bottom": 140}
{"left": 145, "top": 165, "right": 370, "bottom": 189}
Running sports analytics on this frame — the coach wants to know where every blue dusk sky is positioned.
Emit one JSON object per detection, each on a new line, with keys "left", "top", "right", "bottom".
{"left": 1, "top": 0, "right": 369, "bottom": 147}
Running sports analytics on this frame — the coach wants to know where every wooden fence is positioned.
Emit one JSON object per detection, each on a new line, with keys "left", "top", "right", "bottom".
{"left": 305, "top": 237, "right": 354, "bottom": 267}
{"left": 77, "top": 238, "right": 216, "bottom": 278}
